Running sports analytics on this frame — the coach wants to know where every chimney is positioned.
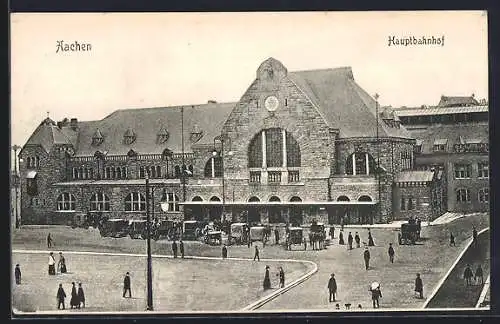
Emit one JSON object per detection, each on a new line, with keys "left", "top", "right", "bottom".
{"left": 70, "top": 118, "right": 78, "bottom": 130}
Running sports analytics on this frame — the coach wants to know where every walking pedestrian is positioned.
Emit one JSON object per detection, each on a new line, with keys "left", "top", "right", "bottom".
{"left": 263, "top": 265, "right": 271, "bottom": 290}
{"left": 123, "top": 272, "right": 132, "bottom": 298}
{"left": 472, "top": 226, "right": 478, "bottom": 246}
{"left": 179, "top": 240, "right": 184, "bottom": 258}
{"left": 77, "top": 282, "right": 85, "bottom": 308}
{"left": 275, "top": 228, "right": 280, "bottom": 245}
{"left": 450, "top": 232, "right": 456, "bottom": 247}
{"left": 355, "top": 232, "right": 360, "bottom": 248}
{"left": 47, "top": 233, "right": 53, "bottom": 248}
{"left": 58, "top": 252, "right": 67, "bottom": 273}
{"left": 303, "top": 237, "right": 307, "bottom": 251}
{"left": 14, "top": 264, "right": 21, "bottom": 285}
{"left": 328, "top": 273, "right": 337, "bottom": 302}
{"left": 475, "top": 264, "right": 484, "bottom": 285}
{"left": 348, "top": 232, "right": 353, "bottom": 250}
{"left": 369, "top": 283, "right": 382, "bottom": 308}
{"left": 388, "top": 243, "right": 395, "bottom": 263}
{"left": 339, "top": 231, "right": 345, "bottom": 245}
{"left": 363, "top": 247, "right": 371, "bottom": 270}
{"left": 253, "top": 245, "right": 260, "bottom": 261}
{"left": 172, "top": 240, "right": 178, "bottom": 258}
{"left": 464, "top": 264, "right": 473, "bottom": 286}
{"left": 222, "top": 244, "right": 228, "bottom": 259}
{"left": 57, "top": 283, "right": 66, "bottom": 310}
{"left": 368, "top": 229, "right": 375, "bottom": 246}
{"left": 278, "top": 267, "right": 285, "bottom": 288}
{"left": 48, "top": 252, "right": 56, "bottom": 275}
{"left": 330, "top": 225, "right": 335, "bottom": 239}
{"left": 414, "top": 273, "right": 423, "bottom": 299}
{"left": 70, "top": 282, "right": 78, "bottom": 309}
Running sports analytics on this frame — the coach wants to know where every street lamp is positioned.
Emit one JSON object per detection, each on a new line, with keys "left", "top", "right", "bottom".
{"left": 145, "top": 172, "right": 153, "bottom": 311}
{"left": 12, "top": 145, "right": 21, "bottom": 228}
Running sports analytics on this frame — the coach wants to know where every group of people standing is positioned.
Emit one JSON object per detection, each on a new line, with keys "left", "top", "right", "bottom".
{"left": 48, "top": 252, "right": 67, "bottom": 275}
{"left": 56, "top": 282, "right": 85, "bottom": 310}
{"left": 338, "top": 229, "right": 375, "bottom": 248}
{"left": 263, "top": 265, "right": 285, "bottom": 290}
{"left": 171, "top": 240, "right": 185, "bottom": 258}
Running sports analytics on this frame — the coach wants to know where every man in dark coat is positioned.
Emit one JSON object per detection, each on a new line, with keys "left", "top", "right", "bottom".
{"left": 179, "top": 240, "right": 185, "bottom": 258}
{"left": 355, "top": 232, "right": 361, "bottom": 248}
{"left": 347, "top": 232, "right": 354, "bottom": 250}
{"left": 47, "top": 233, "right": 53, "bottom": 248}
{"left": 275, "top": 228, "right": 280, "bottom": 245}
{"left": 450, "top": 232, "right": 456, "bottom": 246}
{"left": 77, "top": 282, "right": 85, "bottom": 308}
{"left": 414, "top": 273, "right": 423, "bottom": 299}
{"left": 364, "top": 248, "right": 371, "bottom": 270}
{"left": 253, "top": 245, "right": 260, "bottom": 261}
{"left": 14, "top": 264, "right": 21, "bottom": 285}
{"left": 328, "top": 273, "right": 337, "bottom": 302}
{"left": 370, "top": 286, "right": 382, "bottom": 308}
{"left": 339, "top": 231, "right": 345, "bottom": 245}
{"left": 475, "top": 264, "right": 484, "bottom": 285}
{"left": 57, "top": 283, "right": 66, "bottom": 310}
{"left": 70, "top": 282, "right": 78, "bottom": 309}
{"left": 222, "top": 244, "right": 228, "bottom": 259}
{"left": 368, "top": 229, "right": 375, "bottom": 246}
{"left": 123, "top": 272, "right": 132, "bottom": 298}
{"left": 172, "top": 241, "right": 178, "bottom": 258}
{"left": 388, "top": 243, "right": 395, "bottom": 263}
{"left": 278, "top": 267, "right": 285, "bottom": 288}
{"left": 472, "top": 227, "right": 478, "bottom": 246}
{"left": 464, "top": 264, "right": 473, "bottom": 286}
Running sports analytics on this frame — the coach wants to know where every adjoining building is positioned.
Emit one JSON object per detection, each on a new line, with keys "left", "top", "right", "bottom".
{"left": 394, "top": 95, "right": 489, "bottom": 214}
{"left": 18, "top": 58, "right": 444, "bottom": 226}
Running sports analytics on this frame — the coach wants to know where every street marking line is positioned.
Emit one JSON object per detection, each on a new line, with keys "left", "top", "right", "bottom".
{"left": 12, "top": 249, "right": 318, "bottom": 312}
{"left": 475, "top": 274, "right": 490, "bottom": 308}
{"left": 422, "top": 227, "right": 489, "bottom": 309}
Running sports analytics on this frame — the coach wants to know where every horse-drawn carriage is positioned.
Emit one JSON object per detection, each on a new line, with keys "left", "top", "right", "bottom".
{"left": 204, "top": 230, "right": 222, "bottom": 245}
{"left": 99, "top": 218, "right": 129, "bottom": 238}
{"left": 285, "top": 227, "right": 304, "bottom": 250}
{"left": 250, "top": 226, "right": 268, "bottom": 244}
{"left": 182, "top": 220, "right": 199, "bottom": 240}
{"left": 230, "top": 222, "right": 249, "bottom": 245}
{"left": 128, "top": 219, "right": 147, "bottom": 239}
{"left": 309, "top": 222, "right": 327, "bottom": 250}
{"left": 399, "top": 223, "right": 420, "bottom": 245}
{"left": 152, "top": 220, "right": 174, "bottom": 241}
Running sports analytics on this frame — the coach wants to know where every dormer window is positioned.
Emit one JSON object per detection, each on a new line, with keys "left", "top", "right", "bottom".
{"left": 190, "top": 124, "right": 204, "bottom": 143}
{"left": 157, "top": 126, "right": 169, "bottom": 144}
{"left": 92, "top": 129, "right": 104, "bottom": 146}
{"left": 433, "top": 139, "right": 447, "bottom": 152}
{"left": 124, "top": 128, "right": 136, "bottom": 145}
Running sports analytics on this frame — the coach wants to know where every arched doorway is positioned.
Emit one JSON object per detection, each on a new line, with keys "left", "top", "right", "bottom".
{"left": 191, "top": 196, "right": 204, "bottom": 221}
{"left": 248, "top": 196, "right": 261, "bottom": 224}
{"left": 337, "top": 195, "right": 350, "bottom": 225}
{"left": 268, "top": 196, "right": 282, "bottom": 224}
{"left": 289, "top": 196, "right": 303, "bottom": 226}
{"left": 358, "top": 195, "right": 373, "bottom": 224}
{"left": 209, "top": 196, "right": 221, "bottom": 221}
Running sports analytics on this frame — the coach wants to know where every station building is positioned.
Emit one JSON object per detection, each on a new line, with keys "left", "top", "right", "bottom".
{"left": 18, "top": 58, "right": 445, "bottom": 226}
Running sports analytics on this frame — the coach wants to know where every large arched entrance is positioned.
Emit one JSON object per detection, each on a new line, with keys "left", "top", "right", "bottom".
{"left": 289, "top": 196, "right": 303, "bottom": 226}
{"left": 358, "top": 195, "right": 373, "bottom": 224}
{"left": 248, "top": 196, "right": 261, "bottom": 224}
{"left": 209, "top": 196, "right": 222, "bottom": 221}
{"left": 191, "top": 196, "right": 204, "bottom": 221}
{"left": 268, "top": 196, "right": 283, "bottom": 223}
{"left": 337, "top": 196, "right": 350, "bottom": 225}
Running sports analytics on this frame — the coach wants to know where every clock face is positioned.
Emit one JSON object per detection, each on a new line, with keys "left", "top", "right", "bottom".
{"left": 264, "top": 96, "right": 279, "bottom": 112}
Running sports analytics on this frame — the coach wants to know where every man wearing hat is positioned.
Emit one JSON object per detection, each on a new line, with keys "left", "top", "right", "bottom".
{"left": 363, "top": 248, "right": 371, "bottom": 270}
{"left": 123, "top": 272, "right": 132, "bottom": 298}
{"left": 14, "top": 264, "right": 21, "bottom": 285}
{"left": 414, "top": 273, "right": 423, "bottom": 299}
{"left": 464, "top": 264, "right": 474, "bottom": 286}
{"left": 327, "top": 273, "right": 337, "bottom": 302}
{"left": 388, "top": 243, "right": 395, "bottom": 263}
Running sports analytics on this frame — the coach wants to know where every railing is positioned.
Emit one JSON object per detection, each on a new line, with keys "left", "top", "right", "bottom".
{"left": 453, "top": 143, "right": 489, "bottom": 153}
{"left": 268, "top": 171, "right": 282, "bottom": 184}
{"left": 249, "top": 171, "right": 261, "bottom": 183}
{"left": 288, "top": 170, "right": 300, "bottom": 183}
{"left": 70, "top": 152, "right": 195, "bottom": 162}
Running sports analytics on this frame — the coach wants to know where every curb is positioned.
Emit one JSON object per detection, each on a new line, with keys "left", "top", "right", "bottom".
{"left": 422, "top": 227, "right": 489, "bottom": 309}
{"left": 475, "top": 274, "right": 490, "bottom": 308}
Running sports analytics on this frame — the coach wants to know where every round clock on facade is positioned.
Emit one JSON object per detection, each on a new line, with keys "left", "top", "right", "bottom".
{"left": 264, "top": 95, "right": 279, "bottom": 112}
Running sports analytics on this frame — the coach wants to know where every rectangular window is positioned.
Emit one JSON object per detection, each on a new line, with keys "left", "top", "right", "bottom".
{"left": 139, "top": 166, "right": 145, "bottom": 178}
{"left": 479, "top": 189, "right": 489, "bottom": 203}
{"left": 288, "top": 171, "right": 300, "bottom": 183}
{"left": 454, "top": 164, "right": 471, "bottom": 179}
{"left": 456, "top": 189, "right": 470, "bottom": 202}
{"left": 478, "top": 163, "right": 489, "bottom": 178}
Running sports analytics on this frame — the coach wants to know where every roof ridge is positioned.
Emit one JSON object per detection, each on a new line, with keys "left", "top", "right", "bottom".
{"left": 290, "top": 66, "right": 352, "bottom": 74}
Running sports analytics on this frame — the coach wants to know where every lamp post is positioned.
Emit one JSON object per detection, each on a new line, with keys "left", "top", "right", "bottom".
{"left": 374, "top": 93, "right": 381, "bottom": 225}
{"left": 12, "top": 145, "right": 21, "bottom": 228}
{"left": 145, "top": 172, "right": 153, "bottom": 311}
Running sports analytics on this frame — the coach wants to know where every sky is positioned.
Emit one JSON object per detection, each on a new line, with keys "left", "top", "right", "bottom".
{"left": 10, "top": 11, "right": 488, "bottom": 153}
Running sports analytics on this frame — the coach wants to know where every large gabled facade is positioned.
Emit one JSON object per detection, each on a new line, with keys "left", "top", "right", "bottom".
{"left": 19, "top": 58, "right": 444, "bottom": 226}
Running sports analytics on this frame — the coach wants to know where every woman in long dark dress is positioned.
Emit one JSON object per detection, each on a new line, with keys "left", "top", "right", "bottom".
{"left": 70, "top": 282, "right": 78, "bottom": 309}
{"left": 368, "top": 230, "right": 375, "bottom": 246}
{"left": 263, "top": 266, "right": 271, "bottom": 290}
{"left": 58, "top": 252, "right": 67, "bottom": 273}
{"left": 339, "top": 231, "right": 345, "bottom": 245}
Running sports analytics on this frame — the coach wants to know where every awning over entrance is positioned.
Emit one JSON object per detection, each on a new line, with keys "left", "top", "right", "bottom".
{"left": 26, "top": 171, "right": 37, "bottom": 179}
{"left": 180, "top": 201, "right": 377, "bottom": 206}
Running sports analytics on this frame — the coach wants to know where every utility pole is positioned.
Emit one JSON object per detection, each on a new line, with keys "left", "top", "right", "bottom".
{"left": 12, "top": 145, "right": 21, "bottom": 228}
{"left": 145, "top": 172, "right": 153, "bottom": 311}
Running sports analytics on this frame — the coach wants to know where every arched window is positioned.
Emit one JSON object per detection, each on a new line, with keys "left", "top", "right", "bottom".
{"left": 248, "top": 128, "right": 301, "bottom": 168}
{"left": 192, "top": 196, "right": 203, "bottom": 201}
{"left": 478, "top": 188, "right": 489, "bottom": 203}
{"left": 204, "top": 157, "right": 223, "bottom": 178}
{"left": 290, "top": 196, "right": 302, "bottom": 202}
{"left": 269, "top": 196, "right": 281, "bottom": 202}
{"left": 90, "top": 192, "right": 110, "bottom": 211}
{"left": 358, "top": 195, "right": 372, "bottom": 202}
{"left": 337, "top": 196, "right": 350, "bottom": 201}
{"left": 210, "top": 196, "right": 221, "bottom": 202}
{"left": 249, "top": 196, "right": 260, "bottom": 202}
{"left": 456, "top": 189, "right": 470, "bottom": 203}
{"left": 125, "top": 192, "right": 146, "bottom": 211}
{"left": 57, "top": 193, "right": 76, "bottom": 211}
{"left": 345, "top": 152, "right": 376, "bottom": 175}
